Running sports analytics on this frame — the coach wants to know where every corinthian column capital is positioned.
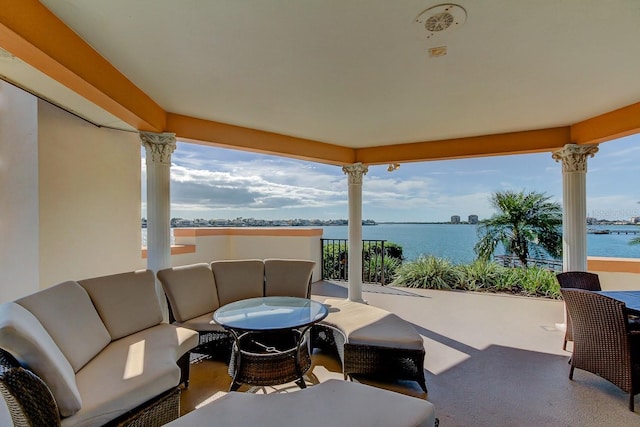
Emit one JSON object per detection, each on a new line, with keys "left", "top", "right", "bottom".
{"left": 140, "top": 132, "right": 177, "bottom": 165}
{"left": 342, "top": 162, "right": 369, "bottom": 185}
{"left": 552, "top": 144, "right": 599, "bottom": 173}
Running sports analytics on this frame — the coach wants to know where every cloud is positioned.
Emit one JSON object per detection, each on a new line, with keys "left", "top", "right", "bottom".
{"left": 141, "top": 136, "right": 640, "bottom": 222}
{"left": 587, "top": 195, "right": 640, "bottom": 220}
{"left": 166, "top": 160, "right": 346, "bottom": 216}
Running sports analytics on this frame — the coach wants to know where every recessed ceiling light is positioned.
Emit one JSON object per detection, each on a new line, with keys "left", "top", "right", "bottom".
{"left": 429, "top": 46, "right": 448, "bottom": 57}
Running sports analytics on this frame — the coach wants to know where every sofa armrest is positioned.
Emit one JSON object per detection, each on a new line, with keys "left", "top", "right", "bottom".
{"left": 0, "top": 348, "right": 60, "bottom": 426}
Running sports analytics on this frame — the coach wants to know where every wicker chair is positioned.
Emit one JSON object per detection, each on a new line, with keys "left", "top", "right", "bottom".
{"left": 560, "top": 289, "right": 640, "bottom": 411}
{"left": 556, "top": 271, "right": 602, "bottom": 351}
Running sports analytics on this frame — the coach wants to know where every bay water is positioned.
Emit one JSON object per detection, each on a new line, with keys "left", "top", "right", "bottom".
{"left": 320, "top": 223, "right": 640, "bottom": 264}
{"left": 145, "top": 224, "right": 640, "bottom": 264}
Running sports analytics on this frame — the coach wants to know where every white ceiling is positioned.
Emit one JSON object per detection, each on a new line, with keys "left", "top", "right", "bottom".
{"left": 8, "top": 1, "right": 640, "bottom": 148}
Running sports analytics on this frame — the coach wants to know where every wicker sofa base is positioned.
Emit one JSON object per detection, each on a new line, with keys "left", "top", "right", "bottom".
{"left": 312, "top": 323, "right": 427, "bottom": 393}
{"left": 193, "top": 330, "right": 233, "bottom": 362}
{"left": 106, "top": 387, "right": 181, "bottom": 427}
{"left": 0, "top": 348, "right": 181, "bottom": 427}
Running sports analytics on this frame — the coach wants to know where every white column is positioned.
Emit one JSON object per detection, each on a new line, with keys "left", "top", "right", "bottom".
{"left": 552, "top": 144, "right": 598, "bottom": 272}
{"left": 140, "top": 132, "right": 176, "bottom": 318}
{"left": 342, "top": 162, "right": 368, "bottom": 303}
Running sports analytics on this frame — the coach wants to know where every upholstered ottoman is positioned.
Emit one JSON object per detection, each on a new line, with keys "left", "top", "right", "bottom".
{"left": 165, "top": 379, "right": 437, "bottom": 427}
{"left": 312, "top": 298, "right": 427, "bottom": 392}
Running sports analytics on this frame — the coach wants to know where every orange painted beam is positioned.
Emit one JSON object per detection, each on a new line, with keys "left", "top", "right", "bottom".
{"left": 0, "top": 0, "right": 165, "bottom": 131}
{"left": 571, "top": 101, "right": 640, "bottom": 145}
{"left": 356, "top": 127, "right": 571, "bottom": 165}
{"left": 166, "top": 113, "right": 354, "bottom": 165}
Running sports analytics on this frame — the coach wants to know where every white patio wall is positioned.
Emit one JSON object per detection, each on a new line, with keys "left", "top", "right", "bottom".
{"left": 0, "top": 83, "right": 143, "bottom": 301}
{"left": 166, "top": 228, "right": 323, "bottom": 282}
{"left": 37, "top": 100, "right": 142, "bottom": 287}
{"left": 0, "top": 82, "right": 40, "bottom": 301}
{"left": 587, "top": 257, "right": 640, "bottom": 290}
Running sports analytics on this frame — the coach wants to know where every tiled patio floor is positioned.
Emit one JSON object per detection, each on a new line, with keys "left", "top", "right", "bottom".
{"left": 181, "top": 281, "right": 639, "bottom": 426}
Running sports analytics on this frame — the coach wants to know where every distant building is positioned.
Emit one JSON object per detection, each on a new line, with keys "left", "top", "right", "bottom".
{"left": 631, "top": 217, "right": 640, "bottom": 224}
{"left": 451, "top": 215, "right": 461, "bottom": 224}
{"left": 468, "top": 215, "right": 479, "bottom": 224}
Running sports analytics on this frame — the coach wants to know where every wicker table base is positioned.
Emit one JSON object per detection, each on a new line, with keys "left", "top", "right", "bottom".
{"left": 228, "top": 331, "right": 311, "bottom": 390}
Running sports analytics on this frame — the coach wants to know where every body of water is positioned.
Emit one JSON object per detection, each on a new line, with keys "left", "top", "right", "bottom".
{"left": 320, "top": 223, "right": 640, "bottom": 264}
{"left": 144, "top": 223, "right": 640, "bottom": 264}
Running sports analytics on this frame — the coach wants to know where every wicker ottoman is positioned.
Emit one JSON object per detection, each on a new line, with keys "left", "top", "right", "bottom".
{"left": 165, "top": 379, "right": 437, "bottom": 427}
{"left": 312, "top": 298, "right": 427, "bottom": 392}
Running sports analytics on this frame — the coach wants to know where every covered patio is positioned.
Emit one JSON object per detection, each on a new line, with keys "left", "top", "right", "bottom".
{"left": 181, "top": 281, "right": 637, "bottom": 426}
{"left": 1, "top": 1, "right": 640, "bottom": 425}
{"left": 2, "top": 1, "right": 640, "bottom": 294}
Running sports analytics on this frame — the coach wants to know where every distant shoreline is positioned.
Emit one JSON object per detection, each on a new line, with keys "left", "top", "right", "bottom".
{"left": 377, "top": 221, "right": 474, "bottom": 225}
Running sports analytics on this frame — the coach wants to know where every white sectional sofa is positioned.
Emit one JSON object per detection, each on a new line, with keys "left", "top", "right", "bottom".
{"left": 157, "top": 259, "right": 316, "bottom": 358}
{"left": 158, "top": 260, "right": 427, "bottom": 392}
{"left": 0, "top": 270, "right": 199, "bottom": 426}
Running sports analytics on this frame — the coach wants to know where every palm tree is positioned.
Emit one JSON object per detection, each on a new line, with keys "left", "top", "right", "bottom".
{"left": 475, "top": 190, "right": 562, "bottom": 266}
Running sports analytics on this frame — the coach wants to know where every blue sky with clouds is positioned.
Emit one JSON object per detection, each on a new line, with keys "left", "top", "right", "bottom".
{"left": 141, "top": 134, "right": 640, "bottom": 222}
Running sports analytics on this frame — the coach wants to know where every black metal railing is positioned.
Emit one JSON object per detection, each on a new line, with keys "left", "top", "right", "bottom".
{"left": 321, "top": 239, "right": 387, "bottom": 285}
{"left": 494, "top": 255, "right": 563, "bottom": 271}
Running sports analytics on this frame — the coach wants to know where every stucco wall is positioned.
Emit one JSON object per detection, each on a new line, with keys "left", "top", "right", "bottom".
{"left": 0, "top": 82, "right": 40, "bottom": 301}
{"left": 37, "top": 100, "right": 142, "bottom": 287}
{"left": 588, "top": 257, "right": 640, "bottom": 290}
{"left": 171, "top": 228, "right": 323, "bottom": 280}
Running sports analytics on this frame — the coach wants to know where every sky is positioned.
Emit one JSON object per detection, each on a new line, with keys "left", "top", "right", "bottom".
{"left": 141, "top": 134, "right": 640, "bottom": 223}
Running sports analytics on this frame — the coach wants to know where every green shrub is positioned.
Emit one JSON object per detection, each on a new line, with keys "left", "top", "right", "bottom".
{"left": 511, "top": 266, "right": 561, "bottom": 298}
{"left": 391, "top": 255, "right": 461, "bottom": 290}
{"left": 391, "top": 256, "right": 560, "bottom": 299}
{"left": 364, "top": 254, "right": 401, "bottom": 284}
{"left": 322, "top": 242, "right": 348, "bottom": 281}
{"left": 323, "top": 240, "right": 403, "bottom": 283}
{"left": 384, "top": 242, "right": 404, "bottom": 261}
{"left": 459, "top": 260, "right": 503, "bottom": 291}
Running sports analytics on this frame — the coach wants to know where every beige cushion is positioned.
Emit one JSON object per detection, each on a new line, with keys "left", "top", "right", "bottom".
{"left": 79, "top": 270, "right": 163, "bottom": 340}
{"left": 322, "top": 298, "right": 424, "bottom": 350}
{"left": 264, "top": 259, "right": 315, "bottom": 298}
{"left": 17, "top": 281, "right": 111, "bottom": 373}
{"left": 173, "top": 312, "right": 227, "bottom": 333}
{"left": 158, "top": 264, "right": 220, "bottom": 322}
{"left": 62, "top": 324, "right": 198, "bottom": 427}
{"left": 164, "top": 379, "right": 436, "bottom": 427}
{"left": 0, "top": 302, "right": 82, "bottom": 417}
{"left": 211, "top": 260, "right": 265, "bottom": 306}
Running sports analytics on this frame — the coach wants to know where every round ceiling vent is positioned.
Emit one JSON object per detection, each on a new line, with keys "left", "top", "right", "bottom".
{"left": 425, "top": 12, "right": 454, "bottom": 32}
{"left": 415, "top": 3, "right": 467, "bottom": 38}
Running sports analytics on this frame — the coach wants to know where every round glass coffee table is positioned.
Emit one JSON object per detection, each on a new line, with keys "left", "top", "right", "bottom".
{"left": 213, "top": 296, "right": 328, "bottom": 391}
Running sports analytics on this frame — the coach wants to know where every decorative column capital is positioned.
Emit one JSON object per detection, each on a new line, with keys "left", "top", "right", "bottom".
{"left": 140, "top": 132, "right": 177, "bottom": 165}
{"left": 552, "top": 144, "right": 598, "bottom": 173}
{"left": 342, "top": 162, "right": 369, "bottom": 185}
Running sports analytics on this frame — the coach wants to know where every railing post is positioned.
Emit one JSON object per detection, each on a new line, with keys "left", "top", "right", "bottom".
{"left": 381, "top": 240, "right": 386, "bottom": 286}
{"left": 321, "top": 238, "right": 388, "bottom": 285}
